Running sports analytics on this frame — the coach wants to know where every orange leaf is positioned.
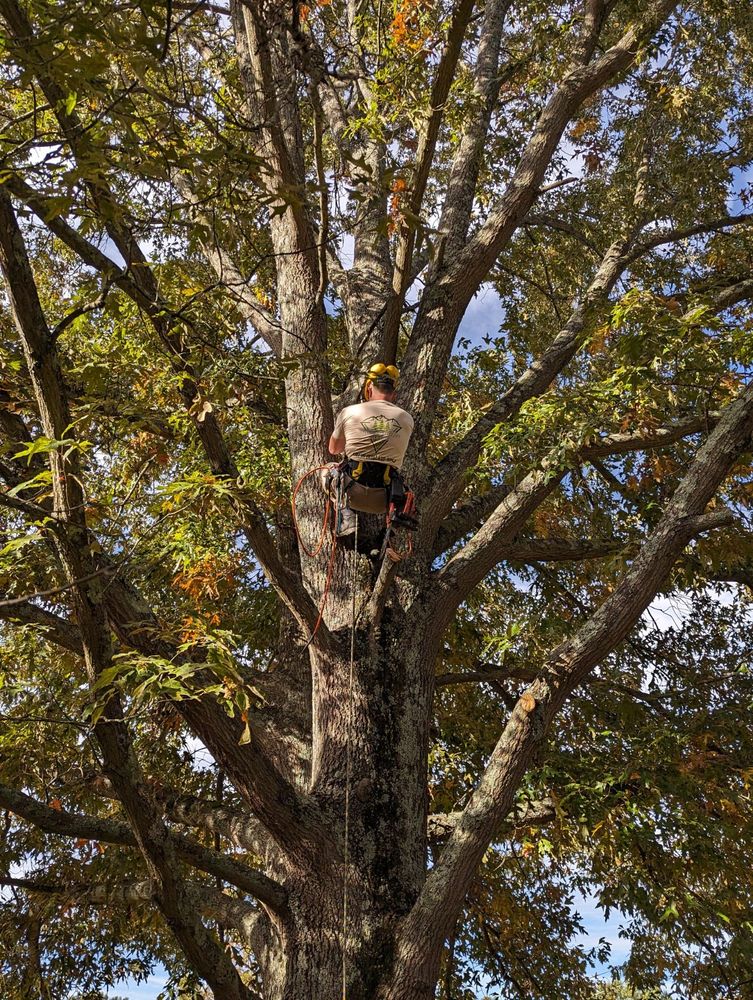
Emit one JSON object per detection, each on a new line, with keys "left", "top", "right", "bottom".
{"left": 50, "top": 798, "right": 63, "bottom": 811}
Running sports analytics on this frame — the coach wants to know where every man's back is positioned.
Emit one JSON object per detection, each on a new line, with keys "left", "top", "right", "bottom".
{"left": 333, "top": 399, "right": 414, "bottom": 469}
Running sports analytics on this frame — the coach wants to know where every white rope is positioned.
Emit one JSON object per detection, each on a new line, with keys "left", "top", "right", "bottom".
{"left": 341, "top": 516, "right": 358, "bottom": 1000}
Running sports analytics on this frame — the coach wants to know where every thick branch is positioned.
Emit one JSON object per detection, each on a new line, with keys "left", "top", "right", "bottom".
{"left": 427, "top": 796, "right": 556, "bottom": 843}
{"left": 580, "top": 414, "right": 719, "bottom": 460}
{"left": 438, "top": 0, "right": 514, "bottom": 258}
{"left": 424, "top": 233, "right": 636, "bottom": 527}
{"left": 172, "top": 173, "right": 283, "bottom": 355}
{"left": 452, "top": 0, "right": 678, "bottom": 291}
{"left": 427, "top": 253, "right": 745, "bottom": 551}
{"left": 399, "top": 0, "right": 678, "bottom": 468}
{"left": 388, "top": 373, "right": 753, "bottom": 996}
{"left": 432, "top": 466, "right": 566, "bottom": 626}
{"left": 1, "top": 875, "right": 262, "bottom": 949}
{"left": 0, "top": 782, "right": 287, "bottom": 913}
{"left": 98, "top": 573, "right": 331, "bottom": 864}
{"left": 0, "top": 602, "right": 83, "bottom": 655}
{"left": 381, "top": 0, "right": 476, "bottom": 363}
{"left": 2, "top": 0, "right": 328, "bottom": 643}
{"left": 0, "top": 186, "right": 258, "bottom": 1000}
{"left": 3, "top": 173, "right": 331, "bottom": 648}
{"left": 88, "top": 776, "right": 274, "bottom": 858}
{"left": 1, "top": 187, "right": 324, "bottom": 864}
{"left": 431, "top": 411, "right": 725, "bottom": 612}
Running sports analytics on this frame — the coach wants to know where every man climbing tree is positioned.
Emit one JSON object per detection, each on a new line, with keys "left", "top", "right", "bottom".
{"left": 0, "top": 0, "right": 752, "bottom": 998}
{"left": 328, "top": 363, "right": 417, "bottom": 535}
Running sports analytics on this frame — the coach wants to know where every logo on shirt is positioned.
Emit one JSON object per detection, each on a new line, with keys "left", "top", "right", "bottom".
{"left": 360, "top": 415, "right": 402, "bottom": 457}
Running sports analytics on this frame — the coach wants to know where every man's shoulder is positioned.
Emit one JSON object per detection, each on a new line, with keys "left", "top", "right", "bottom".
{"left": 341, "top": 400, "right": 413, "bottom": 425}
{"left": 385, "top": 402, "right": 413, "bottom": 426}
{"left": 369, "top": 401, "right": 412, "bottom": 422}
{"left": 338, "top": 402, "right": 363, "bottom": 419}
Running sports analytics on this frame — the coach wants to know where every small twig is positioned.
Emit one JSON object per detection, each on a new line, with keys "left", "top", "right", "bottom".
{"left": 0, "top": 569, "right": 111, "bottom": 609}
{"left": 161, "top": 0, "right": 174, "bottom": 60}
{"left": 537, "top": 176, "right": 581, "bottom": 194}
{"left": 51, "top": 277, "right": 116, "bottom": 340}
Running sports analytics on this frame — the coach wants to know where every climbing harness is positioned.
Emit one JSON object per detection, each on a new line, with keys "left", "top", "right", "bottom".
{"left": 337, "top": 458, "right": 418, "bottom": 528}
{"left": 349, "top": 459, "right": 391, "bottom": 487}
{"left": 291, "top": 463, "right": 416, "bottom": 630}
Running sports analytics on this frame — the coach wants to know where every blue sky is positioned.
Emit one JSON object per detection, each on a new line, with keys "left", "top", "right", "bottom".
{"left": 111, "top": 978, "right": 167, "bottom": 1000}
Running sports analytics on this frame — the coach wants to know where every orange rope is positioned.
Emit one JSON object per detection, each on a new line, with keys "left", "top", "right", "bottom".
{"left": 291, "top": 465, "right": 334, "bottom": 558}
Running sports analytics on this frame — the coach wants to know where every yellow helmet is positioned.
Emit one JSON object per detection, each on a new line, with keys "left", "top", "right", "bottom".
{"left": 362, "top": 363, "right": 399, "bottom": 399}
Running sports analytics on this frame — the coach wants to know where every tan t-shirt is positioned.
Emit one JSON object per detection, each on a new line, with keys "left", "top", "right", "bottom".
{"left": 333, "top": 400, "right": 414, "bottom": 469}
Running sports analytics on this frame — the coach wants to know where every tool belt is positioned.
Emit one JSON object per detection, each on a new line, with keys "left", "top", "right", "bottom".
{"left": 328, "top": 459, "right": 416, "bottom": 524}
{"left": 337, "top": 459, "right": 394, "bottom": 514}
{"left": 343, "top": 459, "right": 394, "bottom": 488}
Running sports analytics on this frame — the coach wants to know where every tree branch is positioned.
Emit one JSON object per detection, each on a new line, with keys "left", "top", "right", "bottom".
{"left": 172, "top": 173, "right": 284, "bottom": 355}
{"left": 0, "top": 185, "right": 262, "bottom": 1000}
{"left": 452, "top": 0, "right": 678, "bottom": 291}
{"left": 430, "top": 410, "right": 726, "bottom": 612}
{"left": 579, "top": 413, "right": 720, "bottom": 460}
{"left": 399, "top": 0, "right": 678, "bottom": 464}
{"left": 626, "top": 212, "right": 753, "bottom": 263}
{"left": 0, "top": 875, "right": 263, "bottom": 951}
{"left": 381, "top": 0, "right": 476, "bottom": 363}
{"left": 3, "top": 172, "right": 333, "bottom": 650}
{"left": 435, "top": 663, "right": 536, "bottom": 688}
{"left": 425, "top": 222, "right": 748, "bottom": 545}
{"left": 2, "top": 0, "right": 331, "bottom": 645}
{"left": 423, "top": 233, "right": 637, "bottom": 530}
{"left": 88, "top": 776, "right": 274, "bottom": 858}
{"left": 431, "top": 465, "right": 566, "bottom": 627}
{"left": 0, "top": 782, "right": 288, "bottom": 914}
{"left": 388, "top": 371, "right": 753, "bottom": 995}
{"left": 0, "top": 601, "right": 83, "bottom": 655}
{"left": 438, "top": 0, "right": 514, "bottom": 258}
{"left": 427, "top": 796, "right": 556, "bottom": 843}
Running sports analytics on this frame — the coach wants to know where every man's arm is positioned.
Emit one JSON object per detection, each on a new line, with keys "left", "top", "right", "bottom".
{"left": 328, "top": 431, "right": 345, "bottom": 456}
{"left": 329, "top": 409, "right": 346, "bottom": 456}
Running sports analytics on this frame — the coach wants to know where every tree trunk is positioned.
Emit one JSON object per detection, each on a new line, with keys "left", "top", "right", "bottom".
{"left": 247, "top": 556, "right": 435, "bottom": 999}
